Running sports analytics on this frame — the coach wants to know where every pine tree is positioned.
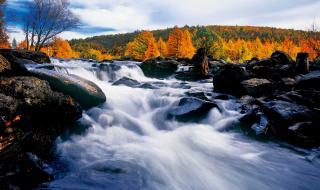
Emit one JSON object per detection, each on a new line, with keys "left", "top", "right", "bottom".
{"left": 12, "top": 38, "right": 17, "bottom": 49}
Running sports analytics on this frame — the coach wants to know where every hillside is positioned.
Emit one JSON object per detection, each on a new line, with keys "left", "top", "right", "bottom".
{"left": 69, "top": 25, "right": 312, "bottom": 53}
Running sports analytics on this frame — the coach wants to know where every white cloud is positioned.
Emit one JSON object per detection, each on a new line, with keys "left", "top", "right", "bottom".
{"left": 8, "top": 0, "right": 320, "bottom": 40}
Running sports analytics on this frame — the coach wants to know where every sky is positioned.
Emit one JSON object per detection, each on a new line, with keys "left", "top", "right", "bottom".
{"left": 4, "top": 0, "right": 320, "bottom": 42}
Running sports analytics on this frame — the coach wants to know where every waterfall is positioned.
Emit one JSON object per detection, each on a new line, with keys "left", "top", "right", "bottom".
{"left": 45, "top": 59, "right": 320, "bottom": 190}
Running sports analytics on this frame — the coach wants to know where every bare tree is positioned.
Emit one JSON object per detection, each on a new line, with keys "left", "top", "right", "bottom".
{"left": 23, "top": 0, "right": 79, "bottom": 51}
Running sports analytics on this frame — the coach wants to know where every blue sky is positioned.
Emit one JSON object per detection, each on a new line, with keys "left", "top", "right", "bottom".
{"left": 4, "top": 0, "right": 320, "bottom": 42}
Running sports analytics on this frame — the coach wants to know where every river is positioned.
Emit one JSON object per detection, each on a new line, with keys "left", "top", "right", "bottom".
{"left": 42, "top": 59, "right": 320, "bottom": 190}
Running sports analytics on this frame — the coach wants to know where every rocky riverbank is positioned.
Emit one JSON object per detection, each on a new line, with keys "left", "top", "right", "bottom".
{"left": 141, "top": 49, "right": 320, "bottom": 148}
{"left": 0, "top": 49, "right": 106, "bottom": 189}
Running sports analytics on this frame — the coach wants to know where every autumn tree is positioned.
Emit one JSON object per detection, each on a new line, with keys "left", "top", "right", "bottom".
{"left": 50, "top": 38, "right": 77, "bottom": 58}
{"left": 125, "top": 31, "right": 158, "bottom": 60}
{"left": 17, "top": 40, "right": 28, "bottom": 49}
{"left": 145, "top": 37, "right": 160, "bottom": 59}
{"left": 167, "top": 26, "right": 184, "bottom": 57}
{"left": 0, "top": 0, "right": 10, "bottom": 48}
{"left": 23, "top": 0, "right": 79, "bottom": 51}
{"left": 300, "top": 22, "right": 320, "bottom": 60}
{"left": 157, "top": 37, "right": 168, "bottom": 57}
{"left": 181, "top": 29, "right": 195, "bottom": 58}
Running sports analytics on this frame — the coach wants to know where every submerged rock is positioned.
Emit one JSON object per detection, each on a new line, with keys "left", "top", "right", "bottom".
{"left": 29, "top": 69, "right": 106, "bottom": 109}
{"left": 168, "top": 97, "right": 219, "bottom": 122}
{"left": 112, "top": 77, "right": 140, "bottom": 87}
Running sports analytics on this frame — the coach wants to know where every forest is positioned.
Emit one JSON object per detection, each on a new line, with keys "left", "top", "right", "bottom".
{"left": 68, "top": 25, "right": 320, "bottom": 62}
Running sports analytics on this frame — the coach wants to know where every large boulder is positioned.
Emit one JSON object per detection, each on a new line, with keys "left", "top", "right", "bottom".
{"left": 258, "top": 99, "right": 320, "bottom": 147}
{"left": 295, "top": 70, "right": 320, "bottom": 90}
{"left": 0, "top": 54, "right": 11, "bottom": 75}
{"left": 241, "top": 78, "right": 272, "bottom": 97}
{"left": 0, "top": 49, "right": 51, "bottom": 64}
{"left": 29, "top": 69, "right": 106, "bottom": 109}
{"left": 168, "top": 97, "right": 219, "bottom": 122}
{"left": 246, "top": 51, "right": 295, "bottom": 81}
{"left": 0, "top": 76, "right": 82, "bottom": 188}
{"left": 191, "top": 48, "right": 209, "bottom": 76}
{"left": 213, "top": 64, "right": 252, "bottom": 96}
{"left": 140, "top": 59, "right": 179, "bottom": 78}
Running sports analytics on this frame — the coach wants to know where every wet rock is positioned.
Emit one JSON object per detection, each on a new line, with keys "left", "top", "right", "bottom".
{"left": 138, "top": 83, "right": 159, "bottom": 89}
{"left": 295, "top": 70, "right": 320, "bottom": 90}
{"left": 168, "top": 97, "right": 219, "bottom": 122}
{"left": 29, "top": 69, "right": 106, "bottom": 109}
{"left": 191, "top": 48, "right": 209, "bottom": 76}
{"left": 0, "top": 54, "right": 11, "bottom": 75}
{"left": 140, "top": 59, "right": 179, "bottom": 78}
{"left": 213, "top": 64, "right": 252, "bottom": 96}
{"left": 259, "top": 100, "right": 317, "bottom": 126}
{"left": 287, "top": 122, "right": 320, "bottom": 147}
{"left": 241, "top": 78, "right": 272, "bottom": 97}
{"left": 112, "top": 77, "right": 140, "bottom": 87}
{"left": 0, "top": 49, "right": 50, "bottom": 64}
{"left": 295, "top": 53, "right": 309, "bottom": 74}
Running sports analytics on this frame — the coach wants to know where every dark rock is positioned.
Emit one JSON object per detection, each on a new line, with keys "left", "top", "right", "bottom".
{"left": 140, "top": 59, "right": 179, "bottom": 78}
{"left": 295, "top": 53, "right": 309, "bottom": 74}
{"left": 213, "top": 64, "right": 252, "bottom": 96}
{"left": 287, "top": 122, "right": 320, "bottom": 147}
{"left": 168, "top": 97, "right": 219, "bottom": 122}
{"left": 0, "top": 76, "right": 82, "bottom": 123}
{"left": 277, "top": 90, "right": 320, "bottom": 110}
{"left": 258, "top": 100, "right": 317, "bottom": 128}
{"left": 295, "top": 70, "right": 320, "bottom": 90}
{"left": 271, "top": 51, "right": 294, "bottom": 65}
{"left": 112, "top": 77, "right": 140, "bottom": 87}
{"left": 0, "top": 54, "right": 11, "bottom": 75}
{"left": 29, "top": 69, "right": 106, "bottom": 109}
{"left": 280, "top": 78, "right": 295, "bottom": 90}
{"left": 0, "top": 49, "right": 50, "bottom": 64}
{"left": 138, "top": 83, "right": 159, "bottom": 89}
{"left": 191, "top": 48, "right": 209, "bottom": 76}
{"left": 241, "top": 78, "right": 272, "bottom": 97}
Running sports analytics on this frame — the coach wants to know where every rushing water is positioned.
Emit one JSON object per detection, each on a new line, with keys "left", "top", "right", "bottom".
{"left": 42, "top": 59, "right": 320, "bottom": 190}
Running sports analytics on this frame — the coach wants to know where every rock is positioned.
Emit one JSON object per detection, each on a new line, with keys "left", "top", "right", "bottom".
{"left": 280, "top": 78, "right": 295, "bottom": 90}
{"left": 191, "top": 48, "right": 209, "bottom": 76}
{"left": 112, "top": 77, "right": 140, "bottom": 87}
{"left": 0, "top": 76, "right": 82, "bottom": 123}
{"left": 288, "top": 122, "right": 320, "bottom": 147}
{"left": 140, "top": 59, "right": 179, "bottom": 78}
{"left": 0, "top": 49, "right": 50, "bottom": 64}
{"left": 241, "top": 78, "right": 272, "bottom": 97}
{"left": 213, "top": 64, "right": 252, "bottom": 96}
{"left": 138, "top": 83, "right": 159, "bottom": 89}
{"left": 168, "top": 97, "right": 219, "bottom": 122}
{"left": 271, "top": 51, "right": 294, "bottom": 65}
{"left": 295, "top": 53, "right": 309, "bottom": 74}
{"left": 29, "top": 69, "right": 106, "bottom": 109}
{"left": 295, "top": 70, "right": 320, "bottom": 90}
{"left": 277, "top": 90, "right": 320, "bottom": 110}
{"left": 0, "top": 54, "right": 11, "bottom": 75}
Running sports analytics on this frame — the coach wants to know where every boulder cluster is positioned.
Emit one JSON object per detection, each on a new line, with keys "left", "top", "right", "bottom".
{"left": 212, "top": 51, "right": 320, "bottom": 147}
{"left": 0, "top": 49, "right": 105, "bottom": 188}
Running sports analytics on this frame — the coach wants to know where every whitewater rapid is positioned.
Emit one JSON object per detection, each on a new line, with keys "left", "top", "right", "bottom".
{"left": 44, "top": 59, "right": 320, "bottom": 190}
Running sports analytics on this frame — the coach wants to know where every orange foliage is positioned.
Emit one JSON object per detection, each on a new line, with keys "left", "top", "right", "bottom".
{"left": 17, "top": 40, "right": 28, "bottom": 49}
{"left": 125, "top": 31, "right": 159, "bottom": 60}
{"left": 157, "top": 38, "right": 168, "bottom": 57}
{"left": 167, "top": 26, "right": 184, "bottom": 57}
